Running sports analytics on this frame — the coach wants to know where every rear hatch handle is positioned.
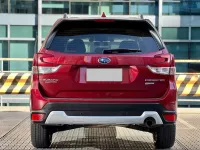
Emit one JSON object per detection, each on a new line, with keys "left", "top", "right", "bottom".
{"left": 154, "top": 54, "right": 170, "bottom": 63}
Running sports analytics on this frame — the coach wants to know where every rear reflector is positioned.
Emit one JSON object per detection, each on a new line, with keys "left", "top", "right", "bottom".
{"left": 163, "top": 114, "right": 176, "bottom": 122}
{"left": 31, "top": 114, "right": 45, "bottom": 121}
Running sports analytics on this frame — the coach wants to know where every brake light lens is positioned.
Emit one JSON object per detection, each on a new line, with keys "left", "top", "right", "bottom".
{"left": 163, "top": 114, "right": 177, "bottom": 122}
{"left": 94, "top": 19, "right": 114, "bottom": 22}
{"left": 32, "top": 66, "right": 38, "bottom": 74}
{"left": 147, "top": 66, "right": 176, "bottom": 75}
{"left": 101, "top": 12, "right": 106, "bottom": 17}
{"left": 31, "top": 113, "right": 45, "bottom": 121}
{"left": 32, "top": 65, "right": 61, "bottom": 74}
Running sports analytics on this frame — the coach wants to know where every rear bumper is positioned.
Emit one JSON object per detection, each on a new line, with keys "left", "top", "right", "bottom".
{"left": 30, "top": 81, "right": 177, "bottom": 125}
{"left": 45, "top": 111, "right": 163, "bottom": 125}
{"left": 31, "top": 103, "right": 176, "bottom": 125}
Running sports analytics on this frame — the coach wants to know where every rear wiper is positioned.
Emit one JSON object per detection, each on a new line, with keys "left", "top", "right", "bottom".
{"left": 103, "top": 48, "right": 142, "bottom": 54}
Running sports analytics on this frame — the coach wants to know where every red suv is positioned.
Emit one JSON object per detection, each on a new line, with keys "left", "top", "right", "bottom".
{"left": 31, "top": 16, "right": 177, "bottom": 149}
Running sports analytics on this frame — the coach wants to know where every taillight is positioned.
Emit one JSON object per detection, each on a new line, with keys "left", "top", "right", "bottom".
{"left": 147, "top": 65, "right": 176, "bottom": 75}
{"left": 31, "top": 113, "right": 45, "bottom": 121}
{"left": 32, "top": 65, "right": 61, "bottom": 74}
{"left": 32, "top": 66, "right": 38, "bottom": 74}
{"left": 163, "top": 114, "right": 177, "bottom": 122}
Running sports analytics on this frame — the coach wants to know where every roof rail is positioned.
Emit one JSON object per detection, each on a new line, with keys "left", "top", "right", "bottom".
{"left": 63, "top": 13, "right": 68, "bottom": 18}
{"left": 139, "top": 14, "right": 144, "bottom": 19}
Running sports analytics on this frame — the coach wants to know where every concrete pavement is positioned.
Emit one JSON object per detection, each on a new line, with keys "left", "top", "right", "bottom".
{"left": 0, "top": 107, "right": 200, "bottom": 149}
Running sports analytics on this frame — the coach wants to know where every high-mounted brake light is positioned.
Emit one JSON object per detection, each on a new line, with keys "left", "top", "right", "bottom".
{"left": 147, "top": 66, "right": 176, "bottom": 75}
{"left": 32, "top": 65, "right": 61, "bottom": 74}
{"left": 101, "top": 12, "right": 106, "bottom": 17}
{"left": 94, "top": 12, "right": 114, "bottom": 22}
{"left": 94, "top": 20, "right": 115, "bottom": 22}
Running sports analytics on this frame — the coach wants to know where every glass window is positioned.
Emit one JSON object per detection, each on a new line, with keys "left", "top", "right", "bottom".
{"left": 180, "top": 1, "right": 200, "bottom": 15}
{"left": 180, "top": 1, "right": 192, "bottom": 15}
{"left": 42, "top": 26, "right": 51, "bottom": 38}
{"left": 0, "top": 0, "right": 8, "bottom": 13}
{"left": 0, "top": 40, "right": 8, "bottom": 71}
{"left": 166, "top": 42, "right": 189, "bottom": 72}
{"left": 175, "top": 63, "right": 189, "bottom": 72}
{"left": 191, "top": 27, "right": 200, "bottom": 40}
{"left": 176, "top": 62, "right": 200, "bottom": 73}
{"left": 0, "top": 40, "right": 8, "bottom": 58}
{"left": 42, "top": 1, "right": 69, "bottom": 14}
{"left": 188, "top": 63, "right": 200, "bottom": 72}
{"left": 10, "top": 0, "right": 36, "bottom": 14}
{"left": 190, "top": 43, "right": 200, "bottom": 59}
{"left": 47, "top": 20, "right": 160, "bottom": 54}
{"left": 162, "top": 27, "right": 189, "bottom": 40}
{"left": 71, "top": 2, "right": 99, "bottom": 15}
{"left": 0, "top": 25, "right": 7, "bottom": 37}
{"left": 10, "top": 41, "right": 35, "bottom": 71}
{"left": 166, "top": 42, "right": 200, "bottom": 72}
{"left": 163, "top": 2, "right": 181, "bottom": 15}
{"left": 11, "top": 26, "right": 36, "bottom": 38}
{"left": 163, "top": 1, "right": 200, "bottom": 15}
{"left": 190, "top": 1, "right": 200, "bottom": 15}
{"left": 131, "top": 2, "right": 157, "bottom": 15}
{"left": 165, "top": 42, "right": 189, "bottom": 59}
{"left": 101, "top": 2, "right": 129, "bottom": 15}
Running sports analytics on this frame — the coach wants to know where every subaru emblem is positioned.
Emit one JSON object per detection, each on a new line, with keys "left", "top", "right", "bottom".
{"left": 98, "top": 57, "right": 111, "bottom": 64}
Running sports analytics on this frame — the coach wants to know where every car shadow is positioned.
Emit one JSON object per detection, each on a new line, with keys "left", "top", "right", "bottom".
{"left": 51, "top": 137, "right": 155, "bottom": 150}
{"left": 50, "top": 138, "right": 155, "bottom": 150}
{"left": 49, "top": 127, "right": 156, "bottom": 150}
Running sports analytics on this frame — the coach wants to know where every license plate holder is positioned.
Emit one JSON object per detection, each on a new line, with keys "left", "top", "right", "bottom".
{"left": 86, "top": 68, "right": 122, "bottom": 82}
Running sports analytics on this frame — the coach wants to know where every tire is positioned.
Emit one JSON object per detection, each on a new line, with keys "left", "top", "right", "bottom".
{"left": 153, "top": 124, "right": 176, "bottom": 149}
{"left": 31, "top": 123, "right": 53, "bottom": 148}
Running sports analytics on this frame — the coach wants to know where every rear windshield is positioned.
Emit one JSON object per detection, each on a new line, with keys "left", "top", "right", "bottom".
{"left": 46, "top": 20, "right": 163, "bottom": 54}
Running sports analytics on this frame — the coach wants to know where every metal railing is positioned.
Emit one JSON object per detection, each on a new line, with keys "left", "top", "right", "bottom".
{"left": 0, "top": 58, "right": 33, "bottom": 72}
{"left": 175, "top": 60, "right": 200, "bottom": 63}
{"left": 0, "top": 95, "right": 29, "bottom": 107}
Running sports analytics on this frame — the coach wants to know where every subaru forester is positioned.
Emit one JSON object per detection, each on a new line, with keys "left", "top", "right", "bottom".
{"left": 31, "top": 15, "right": 177, "bottom": 149}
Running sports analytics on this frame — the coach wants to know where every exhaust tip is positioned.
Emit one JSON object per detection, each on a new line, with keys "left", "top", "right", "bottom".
{"left": 144, "top": 117, "right": 156, "bottom": 128}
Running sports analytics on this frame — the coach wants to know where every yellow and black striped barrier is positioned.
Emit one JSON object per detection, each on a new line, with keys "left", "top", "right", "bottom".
{"left": 0, "top": 73, "right": 31, "bottom": 94}
{"left": 176, "top": 74, "right": 200, "bottom": 97}
{"left": 0, "top": 73, "right": 200, "bottom": 97}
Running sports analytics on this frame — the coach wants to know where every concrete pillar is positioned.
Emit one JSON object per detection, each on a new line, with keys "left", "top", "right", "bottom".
{"left": 158, "top": 0, "right": 163, "bottom": 36}
{"left": 37, "top": 0, "right": 42, "bottom": 51}
{"left": 8, "top": 24, "right": 10, "bottom": 70}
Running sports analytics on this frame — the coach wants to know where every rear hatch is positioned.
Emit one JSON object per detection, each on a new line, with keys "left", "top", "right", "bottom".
{"left": 36, "top": 19, "right": 173, "bottom": 99}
